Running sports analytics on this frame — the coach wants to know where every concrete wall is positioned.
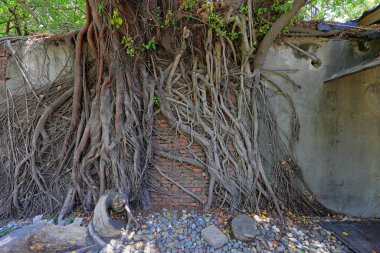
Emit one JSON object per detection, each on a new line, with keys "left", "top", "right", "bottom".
{"left": 264, "top": 37, "right": 380, "bottom": 217}
{"left": 319, "top": 66, "right": 380, "bottom": 217}
{"left": 0, "top": 40, "right": 73, "bottom": 100}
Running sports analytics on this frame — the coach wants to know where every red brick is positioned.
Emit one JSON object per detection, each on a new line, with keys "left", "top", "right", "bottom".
{"left": 150, "top": 114, "right": 209, "bottom": 209}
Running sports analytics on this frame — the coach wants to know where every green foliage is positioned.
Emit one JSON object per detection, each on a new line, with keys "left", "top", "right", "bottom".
{"left": 122, "top": 36, "right": 136, "bottom": 57}
{"left": 154, "top": 6, "right": 162, "bottom": 21}
{"left": 240, "top": 5, "right": 249, "bottom": 15}
{"left": 0, "top": 0, "right": 378, "bottom": 37}
{"left": 164, "top": 10, "right": 175, "bottom": 26}
{"left": 0, "top": 0, "right": 85, "bottom": 36}
{"left": 141, "top": 38, "right": 156, "bottom": 52}
{"left": 271, "top": 0, "right": 293, "bottom": 13}
{"left": 66, "top": 215, "right": 75, "bottom": 224}
{"left": 258, "top": 23, "right": 271, "bottom": 37}
{"left": 181, "top": 0, "right": 198, "bottom": 11}
{"left": 111, "top": 8, "right": 123, "bottom": 29}
{"left": 256, "top": 7, "right": 268, "bottom": 15}
{"left": 229, "top": 30, "right": 240, "bottom": 40}
{"left": 208, "top": 12, "right": 227, "bottom": 36}
{"left": 299, "top": 0, "right": 380, "bottom": 22}
{"left": 98, "top": 3, "right": 104, "bottom": 15}
{"left": 0, "top": 227, "right": 13, "bottom": 238}
{"left": 153, "top": 95, "right": 160, "bottom": 107}
{"left": 49, "top": 214, "right": 58, "bottom": 223}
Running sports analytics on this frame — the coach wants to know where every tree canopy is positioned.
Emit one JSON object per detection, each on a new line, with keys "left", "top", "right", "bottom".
{"left": 0, "top": 0, "right": 85, "bottom": 36}
{"left": 0, "top": 0, "right": 379, "bottom": 36}
{"left": 301, "top": 0, "right": 380, "bottom": 21}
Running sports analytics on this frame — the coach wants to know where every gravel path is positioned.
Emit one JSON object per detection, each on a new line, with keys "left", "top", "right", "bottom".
{"left": 102, "top": 209, "right": 351, "bottom": 253}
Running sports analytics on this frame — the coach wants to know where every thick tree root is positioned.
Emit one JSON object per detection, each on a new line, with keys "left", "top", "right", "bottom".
{"left": 88, "top": 221, "right": 106, "bottom": 248}
{"left": 92, "top": 191, "right": 124, "bottom": 239}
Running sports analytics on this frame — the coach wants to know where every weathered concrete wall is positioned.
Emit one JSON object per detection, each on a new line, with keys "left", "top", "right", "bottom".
{"left": 264, "top": 37, "right": 380, "bottom": 217}
{"left": 318, "top": 66, "right": 380, "bottom": 217}
{"left": 0, "top": 40, "right": 73, "bottom": 100}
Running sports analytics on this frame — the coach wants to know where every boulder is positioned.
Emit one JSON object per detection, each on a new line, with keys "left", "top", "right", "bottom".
{"left": 231, "top": 214, "right": 258, "bottom": 242}
{"left": 201, "top": 225, "right": 228, "bottom": 248}
{"left": 0, "top": 222, "right": 90, "bottom": 252}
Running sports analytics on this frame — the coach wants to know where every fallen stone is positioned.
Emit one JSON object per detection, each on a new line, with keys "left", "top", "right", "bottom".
{"left": 32, "top": 215, "right": 44, "bottom": 224}
{"left": 231, "top": 214, "right": 258, "bottom": 242}
{"left": 201, "top": 225, "right": 228, "bottom": 249}
{"left": 0, "top": 222, "right": 90, "bottom": 253}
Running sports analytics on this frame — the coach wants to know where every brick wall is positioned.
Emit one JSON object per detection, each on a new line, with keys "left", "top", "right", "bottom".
{"left": 0, "top": 44, "right": 7, "bottom": 86}
{"left": 150, "top": 113, "right": 209, "bottom": 209}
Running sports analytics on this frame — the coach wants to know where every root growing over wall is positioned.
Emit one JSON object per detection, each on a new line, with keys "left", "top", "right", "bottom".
{"left": 0, "top": 0, "right": 325, "bottom": 226}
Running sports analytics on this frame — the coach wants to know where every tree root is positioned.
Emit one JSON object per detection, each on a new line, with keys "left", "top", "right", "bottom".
{"left": 0, "top": 0, "right": 327, "bottom": 222}
{"left": 88, "top": 221, "right": 106, "bottom": 248}
{"left": 92, "top": 191, "right": 126, "bottom": 239}
{"left": 155, "top": 166, "right": 205, "bottom": 205}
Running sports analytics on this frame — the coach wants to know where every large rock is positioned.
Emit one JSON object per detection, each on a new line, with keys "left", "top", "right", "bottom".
{"left": 0, "top": 222, "right": 90, "bottom": 252}
{"left": 201, "top": 225, "right": 228, "bottom": 248}
{"left": 231, "top": 214, "right": 258, "bottom": 242}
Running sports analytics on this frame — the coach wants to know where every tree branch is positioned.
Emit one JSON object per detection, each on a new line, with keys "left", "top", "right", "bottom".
{"left": 253, "top": 0, "right": 308, "bottom": 73}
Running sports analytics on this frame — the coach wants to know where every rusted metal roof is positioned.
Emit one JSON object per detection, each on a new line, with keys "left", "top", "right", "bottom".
{"left": 325, "top": 57, "right": 380, "bottom": 82}
{"left": 357, "top": 4, "right": 380, "bottom": 26}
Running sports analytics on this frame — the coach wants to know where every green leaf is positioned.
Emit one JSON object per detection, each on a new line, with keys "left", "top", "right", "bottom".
{"left": 115, "top": 17, "right": 123, "bottom": 26}
{"left": 98, "top": 3, "right": 104, "bottom": 15}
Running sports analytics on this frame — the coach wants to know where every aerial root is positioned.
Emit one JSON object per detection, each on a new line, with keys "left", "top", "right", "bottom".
{"left": 0, "top": 0, "right": 326, "bottom": 222}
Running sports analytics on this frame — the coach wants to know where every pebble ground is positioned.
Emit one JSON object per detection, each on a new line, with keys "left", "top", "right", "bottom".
{"left": 102, "top": 209, "right": 351, "bottom": 253}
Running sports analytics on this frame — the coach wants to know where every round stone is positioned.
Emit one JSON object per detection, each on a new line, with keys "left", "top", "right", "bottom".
{"left": 231, "top": 214, "right": 258, "bottom": 242}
